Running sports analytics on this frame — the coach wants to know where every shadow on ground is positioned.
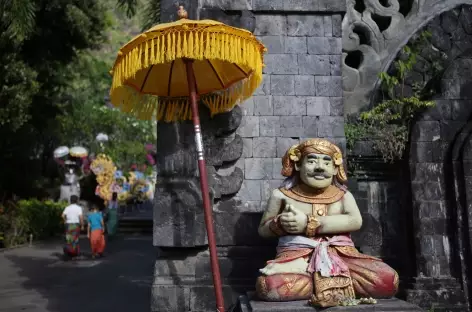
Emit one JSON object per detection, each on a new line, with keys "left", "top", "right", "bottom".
{"left": 0, "top": 235, "right": 156, "bottom": 312}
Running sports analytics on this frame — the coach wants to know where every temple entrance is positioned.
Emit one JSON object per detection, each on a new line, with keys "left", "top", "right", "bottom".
{"left": 451, "top": 119, "right": 472, "bottom": 309}
{"left": 407, "top": 53, "right": 472, "bottom": 310}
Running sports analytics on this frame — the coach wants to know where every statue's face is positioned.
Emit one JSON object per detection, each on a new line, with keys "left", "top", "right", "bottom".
{"left": 296, "top": 153, "right": 337, "bottom": 189}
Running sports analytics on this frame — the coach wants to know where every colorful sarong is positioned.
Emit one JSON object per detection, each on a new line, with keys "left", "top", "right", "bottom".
{"left": 90, "top": 229, "right": 106, "bottom": 255}
{"left": 257, "top": 235, "right": 399, "bottom": 302}
{"left": 106, "top": 209, "right": 118, "bottom": 237}
{"left": 63, "top": 223, "right": 81, "bottom": 257}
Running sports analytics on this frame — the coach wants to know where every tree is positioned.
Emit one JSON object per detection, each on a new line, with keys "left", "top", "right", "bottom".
{"left": 0, "top": 0, "right": 109, "bottom": 197}
{"left": 0, "top": 0, "right": 161, "bottom": 198}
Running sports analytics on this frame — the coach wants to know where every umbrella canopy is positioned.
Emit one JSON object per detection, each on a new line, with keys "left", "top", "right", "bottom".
{"left": 109, "top": 13, "right": 266, "bottom": 122}
{"left": 69, "top": 146, "right": 88, "bottom": 158}
{"left": 53, "top": 146, "right": 69, "bottom": 158}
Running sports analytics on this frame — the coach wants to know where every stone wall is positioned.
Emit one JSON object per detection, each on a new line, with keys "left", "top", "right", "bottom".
{"left": 152, "top": 1, "right": 347, "bottom": 311}
{"left": 344, "top": 6, "right": 472, "bottom": 310}
{"left": 405, "top": 55, "right": 472, "bottom": 311}
{"left": 235, "top": 9, "right": 346, "bottom": 214}
{"left": 348, "top": 174, "right": 415, "bottom": 280}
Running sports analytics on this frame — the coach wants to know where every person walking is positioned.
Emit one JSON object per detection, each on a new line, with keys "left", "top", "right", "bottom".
{"left": 62, "top": 195, "right": 84, "bottom": 260}
{"left": 87, "top": 203, "right": 106, "bottom": 258}
{"left": 106, "top": 192, "right": 119, "bottom": 239}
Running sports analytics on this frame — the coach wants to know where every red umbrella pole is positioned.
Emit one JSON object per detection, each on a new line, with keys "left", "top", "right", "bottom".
{"left": 185, "top": 59, "right": 226, "bottom": 312}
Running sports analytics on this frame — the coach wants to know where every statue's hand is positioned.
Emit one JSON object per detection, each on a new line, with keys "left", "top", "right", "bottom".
{"left": 279, "top": 205, "right": 307, "bottom": 234}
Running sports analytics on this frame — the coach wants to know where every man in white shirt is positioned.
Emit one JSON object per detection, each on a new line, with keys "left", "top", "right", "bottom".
{"left": 62, "top": 195, "right": 84, "bottom": 228}
{"left": 62, "top": 195, "right": 84, "bottom": 259}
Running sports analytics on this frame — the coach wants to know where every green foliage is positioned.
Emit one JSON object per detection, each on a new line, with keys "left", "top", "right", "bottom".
{"left": 58, "top": 103, "right": 154, "bottom": 170}
{"left": 346, "top": 30, "right": 437, "bottom": 164}
{"left": 141, "top": 0, "right": 161, "bottom": 30}
{"left": 0, "top": 0, "right": 111, "bottom": 198}
{"left": 0, "top": 199, "right": 66, "bottom": 248}
{"left": 0, "top": 53, "right": 39, "bottom": 131}
{"left": 0, "top": 0, "right": 36, "bottom": 41}
{"left": 0, "top": 0, "right": 156, "bottom": 199}
{"left": 117, "top": 0, "right": 138, "bottom": 18}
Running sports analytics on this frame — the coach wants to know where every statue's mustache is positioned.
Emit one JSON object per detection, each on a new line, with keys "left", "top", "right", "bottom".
{"left": 306, "top": 170, "right": 331, "bottom": 178}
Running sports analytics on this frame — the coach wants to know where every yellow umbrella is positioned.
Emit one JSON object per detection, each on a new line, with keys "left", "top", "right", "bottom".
{"left": 109, "top": 7, "right": 266, "bottom": 122}
{"left": 109, "top": 7, "right": 266, "bottom": 312}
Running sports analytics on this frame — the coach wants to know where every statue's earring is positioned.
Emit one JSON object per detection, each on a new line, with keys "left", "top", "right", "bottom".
{"left": 294, "top": 161, "right": 301, "bottom": 171}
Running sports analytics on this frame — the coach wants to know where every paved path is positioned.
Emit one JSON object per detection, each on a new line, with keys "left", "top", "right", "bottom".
{"left": 0, "top": 235, "right": 155, "bottom": 312}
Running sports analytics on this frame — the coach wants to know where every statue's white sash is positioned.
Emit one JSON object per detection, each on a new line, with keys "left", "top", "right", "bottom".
{"left": 276, "top": 235, "right": 354, "bottom": 277}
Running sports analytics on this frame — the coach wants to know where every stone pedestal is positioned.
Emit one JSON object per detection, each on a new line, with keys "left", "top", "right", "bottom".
{"left": 404, "top": 277, "right": 467, "bottom": 312}
{"left": 239, "top": 292, "right": 424, "bottom": 312}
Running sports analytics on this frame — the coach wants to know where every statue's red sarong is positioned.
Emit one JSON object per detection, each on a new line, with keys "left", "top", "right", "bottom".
{"left": 256, "top": 235, "right": 399, "bottom": 301}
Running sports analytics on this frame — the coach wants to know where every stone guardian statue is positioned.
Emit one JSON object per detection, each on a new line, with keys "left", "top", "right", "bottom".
{"left": 255, "top": 138, "right": 398, "bottom": 307}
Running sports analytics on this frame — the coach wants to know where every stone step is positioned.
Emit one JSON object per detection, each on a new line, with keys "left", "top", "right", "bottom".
{"left": 118, "top": 218, "right": 153, "bottom": 234}
{"left": 239, "top": 292, "right": 425, "bottom": 312}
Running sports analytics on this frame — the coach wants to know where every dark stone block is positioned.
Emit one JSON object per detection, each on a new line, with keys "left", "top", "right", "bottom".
{"left": 410, "top": 182, "right": 445, "bottom": 201}
{"left": 415, "top": 255, "right": 451, "bottom": 279}
{"left": 417, "top": 219, "right": 448, "bottom": 236}
{"left": 252, "top": 0, "right": 284, "bottom": 10}
{"left": 239, "top": 292, "right": 424, "bottom": 311}
{"left": 428, "top": 25, "right": 451, "bottom": 53}
{"left": 351, "top": 213, "right": 382, "bottom": 249}
{"left": 463, "top": 139, "right": 472, "bottom": 160}
{"left": 451, "top": 129, "right": 472, "bottom": 160}
{"left": 411, "top": 121, "right": 440, "bottom": 142}
{"left": 332, "top": 14, "right": 342, "bottom": 37}
{"left": 154, "top": 258, "right": 197, "bottom": 287}
{"left": 442, "top": 57, "right": 472, "bottom": 81}
{"left": 451, "top": 99, "right": 472, "bottom": 121}
{"left": 154, "top": 106, "right": 245, "bottom": 248}
{"left": 414, "top": 200, "right": 447, "bottom": 219}
{"left": 191, "top": 285, "right": 244, "bottom": 312}
{"left": 409, "top": 142, "right": 433, "bottom": 163}
{"left": 151, "top": 285, "right": 190, "bottom": 312}
{"left": 415, "top": 234, "right": 450, "bottom": 257}
{"left": 405, "top": 277, "right": 466, "bottom": 311}
{"left": 419, "top": 100, "right": 451, "bottom": 121}
{"left": 195, "top": 254, "right": 266, "bottom": 283}
{"left": 317, "top": 0, "right": 346, "bottom": 12}
{"left": 440, "top": 10, "right": 459, "bottom": 34}
{"left": 409, "top": 162, "right": 443, "bottom": 182}
{"left": 431, "top": 140, "right": 449, "bottom": 162}
{"left": 351, "top": 140, "right": 377, "bottom": 156}
{"left": 463, "top": 160, "right": 472, "bottom": 176}
{"left": 153, "top": 178, "right": 207, "bottom": 247}
{"left": 347, "top": 178, "right": 359, "bottom": 192}
{"left": 355, "top": 198, "right": 369, "bottom": 212}
{"left": 195, "top": 209, "right": 269, "bottom": 246}
{"left": 199, "top": 9, "right": 256, "bottom": 33}
{"left": 460, "top": 6, "right": 472, "bottom": 35}
{"left": 440, "top": 120, "right": 465, "bottom": 142}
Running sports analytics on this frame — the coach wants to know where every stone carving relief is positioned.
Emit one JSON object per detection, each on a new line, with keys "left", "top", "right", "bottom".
{"left": 342, "top": 0, "right": 472, "bottom": 116}
{"left": 153, "top": 106, "right": 244, "bottom": 247}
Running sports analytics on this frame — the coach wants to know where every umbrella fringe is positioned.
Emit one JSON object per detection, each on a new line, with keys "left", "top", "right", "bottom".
{"left": 110, "top": 28, "right": 266, "bottom": 120}
{"left": 109, "top": 78, "right": 260, "bottom": 123}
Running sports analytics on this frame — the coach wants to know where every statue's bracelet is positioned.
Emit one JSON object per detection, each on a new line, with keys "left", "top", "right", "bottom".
{"left": 305, "top": 215, "right": 321, "bottom": 237}
{"left": 269, "top": 215, "right": 287, "bottom": 236}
